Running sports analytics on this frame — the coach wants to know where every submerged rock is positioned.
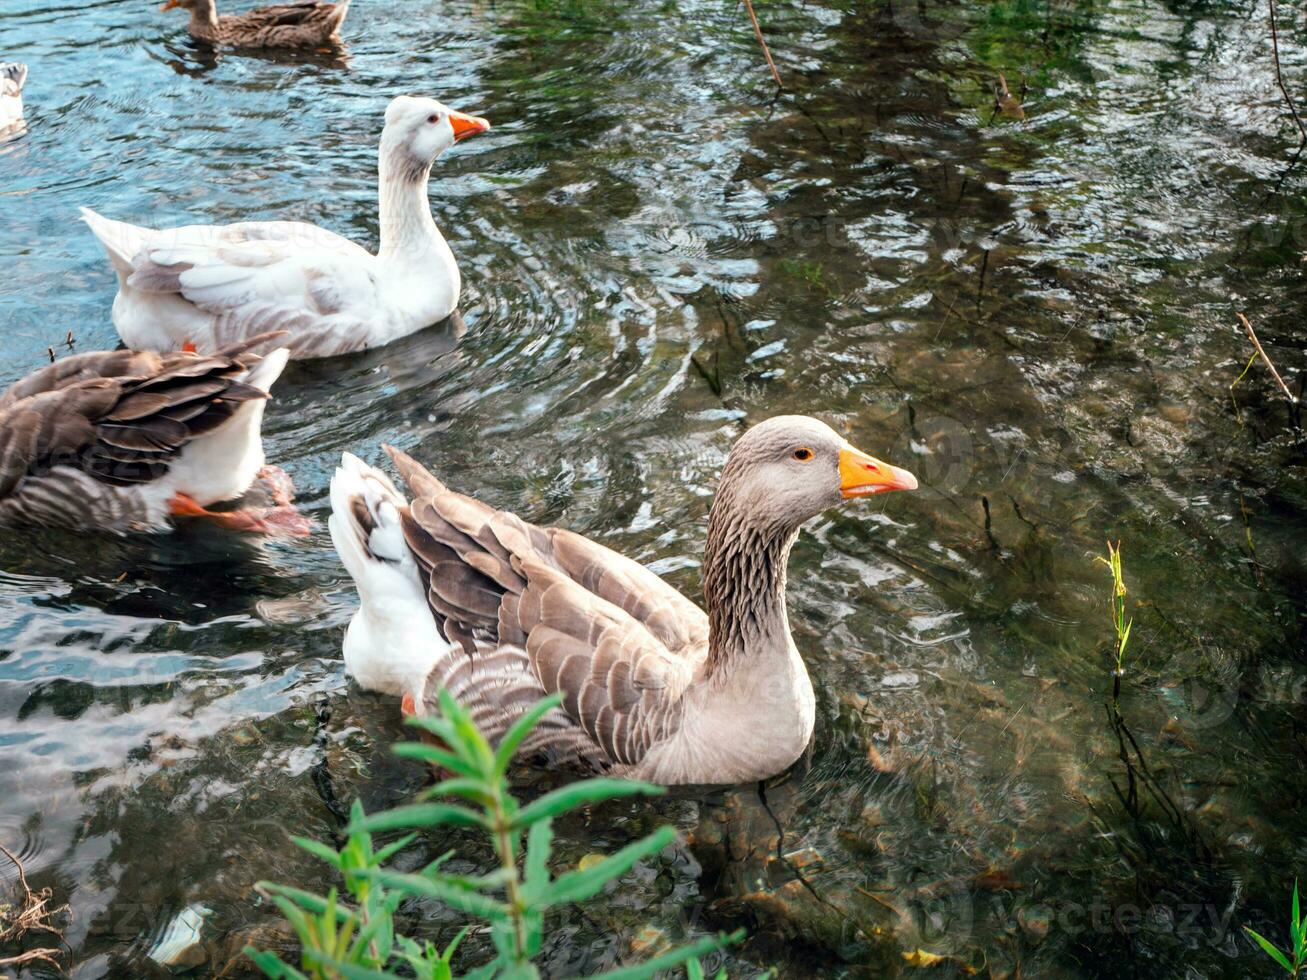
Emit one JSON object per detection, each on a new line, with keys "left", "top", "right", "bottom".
{"left": 146, "top": 903, "right": 211, "bottom": 973}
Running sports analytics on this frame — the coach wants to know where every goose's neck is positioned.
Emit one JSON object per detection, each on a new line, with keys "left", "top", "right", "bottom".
{"left": 189, "top": 5, "right": 221, "bottom": 39}
{"left": 377, "top": 142, "right": 444, "bottom": 260}
{"left": 701, "top": 495, "right": 800, "bottom": 679}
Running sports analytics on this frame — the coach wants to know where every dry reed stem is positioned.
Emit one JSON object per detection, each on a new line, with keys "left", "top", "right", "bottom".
{"left": 742, "top": 0, "right": 782, "bottom": 88}
{"left": 1269, "top": 0, "right": 1307, "bottom": 153}
{"left": 1237, "top": 312, "right": 1298, "bottom": 405}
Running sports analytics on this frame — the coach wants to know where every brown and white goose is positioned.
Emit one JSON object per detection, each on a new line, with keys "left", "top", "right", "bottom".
{"left": 329, "top": 416, "right": 918, "bottom": 786}
{"left": 0, "top": 335, "right": 307, "bottom": 534}
{"left": 160, "top": 0, "right": 350, "bottom": 49}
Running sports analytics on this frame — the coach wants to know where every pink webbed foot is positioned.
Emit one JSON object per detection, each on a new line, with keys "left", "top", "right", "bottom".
{"left": 169, "top": 494, "right": 313, "bottom": 537}
{"left": 256, "top": 465, "right": 297, "bottom": 507}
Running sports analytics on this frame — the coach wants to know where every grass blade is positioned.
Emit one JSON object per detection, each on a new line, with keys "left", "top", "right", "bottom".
{"left": 1246, "top": 927, "right": 1294, "bottom": 973}
{"left": 589, "top": 932, "right": 740, "bottom": 979}
{"left": 348, "top": 802, "right": 487, "bottom": 834}
{"left": 493, "top": 694, "right": 563, "bottom": 775}
{"left": 545, "top": 826, "right": 676, "bottom": 906}
{"left": 513, "top": 780, "right": 664, "bottom": 829}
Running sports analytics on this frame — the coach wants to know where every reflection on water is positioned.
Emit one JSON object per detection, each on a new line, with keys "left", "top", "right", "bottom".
{"left": 1, "top": 0, "right": 1305, "bottom": 976}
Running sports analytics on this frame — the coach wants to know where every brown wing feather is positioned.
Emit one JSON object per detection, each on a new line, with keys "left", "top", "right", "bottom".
{"left": 385, "top": 445, "right": 708, "bottom": 770}
{"left": 0, "top": 333, "right": 284, "bottom": 496}
{"left": 221, "top": 0, "right": 348, "bottom": 45}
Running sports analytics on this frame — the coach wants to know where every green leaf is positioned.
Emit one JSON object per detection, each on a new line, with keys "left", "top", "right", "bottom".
{"left": 392, "top": 740, "right": 480, "bottom": 778}
{"left": 590, "top": 932, "right": 740, "bottom": 979}
{"left": 513, "top": 779, "right": 665, "bottom": 829}
{"left": 424, "top": 776, "right": 496, "bottom": 805}
{"left": 438, "top": 688, "right": 497, "bottom": 774}
{"left": 301, "top": 954, "right": 404, "bottom": 980}
{"left": 243, "top": 946, "right": 310, "bottom": 980}
{"left": 321, "top": 888, "right": 340, "bottom": 959}
{"left": 372, "top": 831, "right": 420, "bottom": 866}
{"left": 348, "top": 802, "right": 487, "bottom": 834}
{"left": 686, "top": 960, "right": 704, "bottom": 980}
{"left": 1246, "top": 927, "right": 1295, "bottom": 974}
{"left": 522, "top": 817, "right": 554, "bottom": 901}
{"left": 291, "top": 836, "right": 343, "bottom": 870}
{"left": 493, "top": 694, "right": 564, "bottom": 775}
{"left": 256, "top": 883, "right": 352, "bottom": 921}
{"left": 268, "top": 895, "right": 316, "bottom": 948}
{"left": 1293, "top": 881, "right": 1301, "bottom": 950}
{"left": 358, "top": 868, "right": 510, "bottom": 919}
{"left": 346, "top": 901, "right": 395, "bottom": 967}
{"left": 545, "top": 826, "right": 676, "bottom": 906}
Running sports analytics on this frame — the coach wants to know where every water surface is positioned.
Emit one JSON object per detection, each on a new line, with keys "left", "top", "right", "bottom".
{"left": 1, "top": 0, "right": 1305, "bottom": 976}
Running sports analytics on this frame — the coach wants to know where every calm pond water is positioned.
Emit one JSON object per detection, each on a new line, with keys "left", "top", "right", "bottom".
{"left": 1, "top": 0, "right": 1305, "bottom": 976}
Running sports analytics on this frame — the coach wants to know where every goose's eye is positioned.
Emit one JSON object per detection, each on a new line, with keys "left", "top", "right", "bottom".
{"left": 427, "top": 113, "right": 441, "bottom": 125}
{"left": 793, "top": 447, "right": 813, "bottom": 462}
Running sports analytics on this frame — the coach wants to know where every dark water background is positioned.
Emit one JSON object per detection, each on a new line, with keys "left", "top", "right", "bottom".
{"left": 1, "top": 0, "right": 1305, "bottom": 975}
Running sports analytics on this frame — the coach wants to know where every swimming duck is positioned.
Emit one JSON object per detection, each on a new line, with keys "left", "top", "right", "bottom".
{"left": 329, "top": 416, "right": 918, "bottom": 786}
{"left": 80, "top": 95, "right": 490, "bottom": 359}
{"left": 0, "top": 334, "right": 308, "bottom": 534}
{"left": 0, "top": 63, "right": 26, "bottom": 136}
{"left": 160, "top": 0, "right": 350, "bottom": 49}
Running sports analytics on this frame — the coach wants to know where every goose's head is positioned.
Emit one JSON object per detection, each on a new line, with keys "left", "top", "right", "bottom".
{"left": 159, "top": 0, "right": 215, "bottom": 14}
{"left": 717, "top": 415, "right": 918, "bottom": 531}
{"left": 381, "top": 95, "right": 490, "bottom": 177}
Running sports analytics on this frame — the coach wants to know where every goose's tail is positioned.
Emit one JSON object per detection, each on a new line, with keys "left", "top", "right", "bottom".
{"left": 328, "top": 0, "right": 351, "bottom": 32}
{"left": 329, "top": 453, "right": 415, "bottom": 593}
{"left": 0, "top": 63, "right": 26, "bottom": 94}
{"left": 79, "top": 206, "right": 151, "bottom": 278}
{"left": 330, "top": 453, "right": 443, "bottom": 700}
{"left": 238, "top": 346, "right": 290, "bottom": 395}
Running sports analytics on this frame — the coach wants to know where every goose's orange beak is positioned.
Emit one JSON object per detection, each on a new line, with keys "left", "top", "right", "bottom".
{"left": 839, "top": 445, "right": 918, "bottom": 497}
{"left": 449, "top": 109, "right": 490, "bottom": 142}
{"left": 159, "top": 0, "right": 180, "bottom": 9}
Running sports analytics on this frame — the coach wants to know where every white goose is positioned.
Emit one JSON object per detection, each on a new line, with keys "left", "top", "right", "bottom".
{"left": 1, "top": 63, "right": 26, "bottom": 137}
{"left": 80, "top": 96, "right": 490, "bottom": 360}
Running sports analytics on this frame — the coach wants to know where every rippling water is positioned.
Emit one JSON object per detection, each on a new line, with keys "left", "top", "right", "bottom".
{"left": 1, "top": 0, "right": 1305, "bottom": 976}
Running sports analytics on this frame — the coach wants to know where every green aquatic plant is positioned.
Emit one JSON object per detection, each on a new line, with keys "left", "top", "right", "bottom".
{"left": 1245, "top": 880, "right": 1306, "bottom": 978}
{"left": 1094, "top": 540, "right": 1133, "bottom": 699}
{"left": 246, "top": 690, "right": 740, "bottom": 979}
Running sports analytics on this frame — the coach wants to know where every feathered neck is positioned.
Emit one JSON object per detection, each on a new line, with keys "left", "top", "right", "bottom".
{"left": 189, "top": 3, "right": 221, "bottom": 39}
{"left": 701, "top": 476, "right": 801, "bottom": 679}
{"left": 376, "top": 141, "right": 442, "bottom": 260}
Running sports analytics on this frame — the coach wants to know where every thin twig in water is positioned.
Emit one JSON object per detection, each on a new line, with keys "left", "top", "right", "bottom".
{"left": 742, "top": 0, "right": 782, "bottom": 89}
{"left": 0, "top": 842, "right": 68, "bottom": 972}
{"left": 1269, "top": 0, "right": 1307, "bottom": 153}
{"left": 1237, "top": 312, "right": 1298, "bottom": 405}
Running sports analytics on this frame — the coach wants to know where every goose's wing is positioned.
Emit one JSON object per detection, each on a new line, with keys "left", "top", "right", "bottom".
{"left": 0, "top": 335, "right": 279, "bottom": 498}
{"left": 216, "top": 0, "right": 350, "bottom": 47}
{"left": 228, "top": 0, "right": 348, "bottom": 35}
{"left": 387, "top": 447, "right": 709, "bottom": 770}
{"left": 82, "top": 209, "right": 378, "bottom": 355}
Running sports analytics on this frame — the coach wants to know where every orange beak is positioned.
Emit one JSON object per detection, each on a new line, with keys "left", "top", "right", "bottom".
{"left": 449, "top": 109, "right": 490, "bottom": 142}
{"left": 839, "top": 444, "right": 918, "bottom": 497}
{"left": 159, "top": 0, "right": 180, "bottom": 9}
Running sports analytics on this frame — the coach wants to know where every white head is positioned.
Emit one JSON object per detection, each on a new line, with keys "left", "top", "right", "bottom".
{"left": 380, "top": 96, "right": 490, "bottom": 181}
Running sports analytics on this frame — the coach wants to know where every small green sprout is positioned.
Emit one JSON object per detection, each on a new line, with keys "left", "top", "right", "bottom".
{"left": 1095, "top": 540, "right": 1133, "bottom": 685}
{"left": 1245, "top": 880, "right": 1306, "bottom": 978}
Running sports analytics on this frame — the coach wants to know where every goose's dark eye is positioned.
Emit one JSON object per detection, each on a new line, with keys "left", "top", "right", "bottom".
{"left": 793, "top": 447, "right": 813, "bottom": 462}
{"left": 427, "top": 113, "right": 441, "bottom": 124}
